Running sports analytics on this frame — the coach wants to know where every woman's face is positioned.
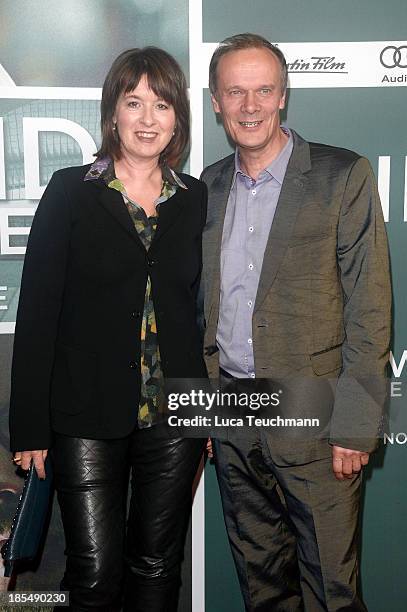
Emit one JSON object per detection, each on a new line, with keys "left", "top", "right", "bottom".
{"left": 113, "top": 74, "right": 176, "bottom": 165}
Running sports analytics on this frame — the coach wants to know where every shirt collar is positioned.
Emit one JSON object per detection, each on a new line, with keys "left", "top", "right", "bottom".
{"left": 233, "top": 126, "right": 293, "bottom": 187}
{"left": 84, "top": 156, "right": 188, "bottom": 190}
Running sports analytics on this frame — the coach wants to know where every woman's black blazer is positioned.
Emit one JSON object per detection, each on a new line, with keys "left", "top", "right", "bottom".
{"left": 9, "top": 164, "right": 208, "bottom": 451}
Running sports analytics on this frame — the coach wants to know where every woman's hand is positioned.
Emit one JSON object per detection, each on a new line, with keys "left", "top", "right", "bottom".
{"left": 13, "top": 450, "right": 48, "bottom": 479}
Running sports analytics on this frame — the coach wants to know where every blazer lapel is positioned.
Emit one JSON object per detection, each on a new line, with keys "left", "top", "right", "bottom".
{"left": 91, "top": 180, "right": 145, "bottom": 251}
{"left": 203, "top": 156, "right": 235, "bottom": 322}
{"left": 90, "top": 178, "right": 187, "bottom": 254}
{"left": 254, "top": 131, "right": 311, "bottom": 313}
{"left": 150, "top": 187, "right": 186, "bottom": 252}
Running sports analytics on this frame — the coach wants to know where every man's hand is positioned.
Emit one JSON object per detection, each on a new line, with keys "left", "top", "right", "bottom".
{"left": 13, "top": 449, "right": 48, "bottom": 479}
{"left": 331, "top": 445, "right": 369, "bottom": 481}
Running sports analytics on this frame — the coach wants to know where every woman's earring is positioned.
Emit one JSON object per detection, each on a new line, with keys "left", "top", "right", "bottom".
{"left": 113, "top": 122, "right": 117, "bottom": 131}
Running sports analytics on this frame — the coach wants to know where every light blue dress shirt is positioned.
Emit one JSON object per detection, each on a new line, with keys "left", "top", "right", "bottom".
{"left": 217, "top": 128, "right": 293, "bottom": 378}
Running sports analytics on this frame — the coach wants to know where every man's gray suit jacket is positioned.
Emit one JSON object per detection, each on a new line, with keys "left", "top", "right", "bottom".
{"left": 200, "top": 130, "right": 391, "bottom": 465}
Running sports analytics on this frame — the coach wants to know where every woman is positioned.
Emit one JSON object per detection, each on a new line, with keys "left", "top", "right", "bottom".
{"left": 9, "top": 47, "right": 207, "bottom": 611}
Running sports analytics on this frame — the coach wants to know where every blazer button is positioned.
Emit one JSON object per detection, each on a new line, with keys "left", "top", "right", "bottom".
{"left": 147, "top": 259, "right": 156, "bottom": 267}
{"left": 131, "top": 311, "right": 141, "bottom": 318}
{"left": 129, "top": 361, "right": 138, "bottom": 369}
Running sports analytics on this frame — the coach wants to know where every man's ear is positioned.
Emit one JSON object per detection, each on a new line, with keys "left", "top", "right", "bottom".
{"left": 279, "top": 92, "right": 286, "bottom": 110}
{"left": 211, "top": 93, "right": 221, "bottom": 114}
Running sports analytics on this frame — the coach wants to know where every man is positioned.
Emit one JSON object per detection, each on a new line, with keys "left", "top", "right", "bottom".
{"left": 201, "top": 33, "right": 391, "bottom": 611}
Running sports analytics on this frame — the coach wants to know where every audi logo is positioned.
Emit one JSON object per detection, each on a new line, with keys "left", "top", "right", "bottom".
{"left": 380, "top": 45, "right": 407, "bottom": 69}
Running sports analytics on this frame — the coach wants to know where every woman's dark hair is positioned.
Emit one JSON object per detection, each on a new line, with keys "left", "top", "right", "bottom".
{"left": 96, "top": 47, "right": 189, "bottom": 168}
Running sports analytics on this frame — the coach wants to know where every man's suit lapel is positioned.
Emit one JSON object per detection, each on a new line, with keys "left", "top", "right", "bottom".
{"left": 204, "top": 133, "right": 311, "bottom": 328}
{"left": 254, "top": 131, "right": 312, "bottom": 312}
{"left": 203, "top": 155, "right": 234, "bottom": 323}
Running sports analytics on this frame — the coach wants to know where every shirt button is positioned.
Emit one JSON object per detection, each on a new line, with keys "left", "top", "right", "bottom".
{"left": 248, "top": 338, "right": 252, "bottom": 345}
{"left": 129, "top": 361, "right": 138, "bottom": 369}
{"left": 248, "top": 226, "right": 254, "bottom": 232}
{"left": 250, "top": 372, "right": 255, "bottom": 379}
{"left": 248, "top": 300, "right": 253, "bottom": 307}
{"left": 251, "top": 189, "right": 256, "bottom": 195}
{"left": 248, "top": 263, "right": 254, "bottom": 270}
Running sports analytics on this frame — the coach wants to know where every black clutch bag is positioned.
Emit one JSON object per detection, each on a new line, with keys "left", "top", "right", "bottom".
{"left": 1, "top": 456, "right": 53, "bottom": 577}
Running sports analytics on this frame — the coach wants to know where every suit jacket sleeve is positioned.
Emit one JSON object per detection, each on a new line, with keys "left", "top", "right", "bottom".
{"left": 196, "top": 175, "right": 208, "bottom": 338}
{"left": 329, "top": 157, "right": 391, "bottom": 453}
{"left": 9, "top": 171, "right": 71, "bottom": 452}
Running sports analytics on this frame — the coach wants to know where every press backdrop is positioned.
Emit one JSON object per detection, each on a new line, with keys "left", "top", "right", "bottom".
{"left": 0, "top": 1, "right": 406, "bottom": 610}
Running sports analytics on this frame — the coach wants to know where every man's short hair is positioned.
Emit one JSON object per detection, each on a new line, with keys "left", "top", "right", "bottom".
{"left": 209, "top": 33, "right": 288, "bottom": 97}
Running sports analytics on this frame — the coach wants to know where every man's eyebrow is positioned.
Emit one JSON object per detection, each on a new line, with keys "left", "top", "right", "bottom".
{"left": 224, "top": 83, "right": 276, "bottom": 90}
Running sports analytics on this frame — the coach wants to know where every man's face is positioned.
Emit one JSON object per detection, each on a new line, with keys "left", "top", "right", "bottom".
{"left": 211, "top": 47, "right": 286, "bottom": 155}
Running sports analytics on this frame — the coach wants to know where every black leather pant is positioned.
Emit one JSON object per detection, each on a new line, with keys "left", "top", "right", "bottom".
{"left": 52, "top": 426, "right": 205, "bottom": 611}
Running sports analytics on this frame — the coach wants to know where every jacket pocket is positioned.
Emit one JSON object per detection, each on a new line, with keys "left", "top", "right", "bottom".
{"left": 310, "top": 344, "right": 342, "bottom": 376}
